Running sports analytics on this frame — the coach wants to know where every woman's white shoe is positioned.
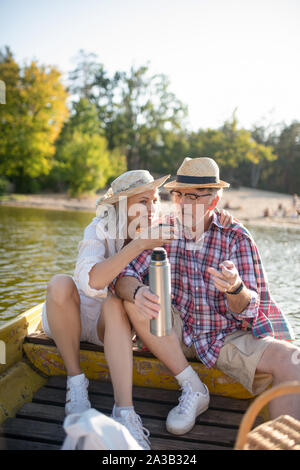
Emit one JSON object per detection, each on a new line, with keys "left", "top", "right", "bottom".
{"left": 112, "top": 405, "right": 151, "bottom": 450}
{"left": 166, "top": 380, "right": 210, "bottom": 435}
{"left": 65, "top": 374, "right": 91, "bottom": 416}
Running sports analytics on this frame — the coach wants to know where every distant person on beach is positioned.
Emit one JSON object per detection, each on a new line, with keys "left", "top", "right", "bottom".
{"left": 292, "top": 193, "right": 299, "bottom": 218}
{"left": 113, "top": 157, "right": 299, "bottom": 436}
{"left": 274, "top": 203, "right": 284, "bottom": 217}
{"left": 292, "top": 193, "right": 298, "bottom": 208}
{"left": 42, "top": 168, "right": 233, "bottom": 449}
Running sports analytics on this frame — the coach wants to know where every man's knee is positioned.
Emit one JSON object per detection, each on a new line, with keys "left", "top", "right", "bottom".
{"left": 273, "top": 340, "right": 299, "bottom": 365}
{"left": 260, "top": 339, "right": 300, "bottom": 378}
{"left": 46, "top": 274, "right": 79, "bottom": 307}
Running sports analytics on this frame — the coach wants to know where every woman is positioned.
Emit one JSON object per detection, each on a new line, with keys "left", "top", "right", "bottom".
{"left": 43, "top": 169, "right": 233, "bottom": 449}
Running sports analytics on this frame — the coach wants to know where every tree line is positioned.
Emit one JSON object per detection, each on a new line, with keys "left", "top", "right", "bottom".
{"left": 0, "top": 47, "right": 299, "bottom": 197}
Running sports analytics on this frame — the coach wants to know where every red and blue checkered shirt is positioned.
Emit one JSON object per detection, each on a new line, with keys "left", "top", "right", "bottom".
{"left": 112, "top": 213, "right": 294, "bottom": 368}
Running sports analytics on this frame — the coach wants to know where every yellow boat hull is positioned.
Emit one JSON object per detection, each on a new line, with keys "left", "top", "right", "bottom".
{"left": 0, "top": 305, "right": 46, "bottom": 424}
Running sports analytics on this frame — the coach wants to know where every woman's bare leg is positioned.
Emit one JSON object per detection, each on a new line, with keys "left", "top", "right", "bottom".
{"left": 45, "top": 274, "right": 82, "bottom": 377}
{"left": 123, "top": 300, "right": 189, "bottom": 376}
{"left": 97, "top": 296, "right": 133, "bottom": 407}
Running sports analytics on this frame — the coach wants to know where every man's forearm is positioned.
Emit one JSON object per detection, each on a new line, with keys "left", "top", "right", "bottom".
{"left": 114, "top": 276, "right": 144, "bottom": 302}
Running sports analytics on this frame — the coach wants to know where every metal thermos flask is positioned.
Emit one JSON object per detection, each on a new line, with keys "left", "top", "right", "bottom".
{"left": 149, "top": 247, "right": 172, "bottom": 336}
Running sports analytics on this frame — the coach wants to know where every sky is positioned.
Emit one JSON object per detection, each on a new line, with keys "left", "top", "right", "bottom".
{"left": 1, "top": 0, "right": 300, "bottom": 131}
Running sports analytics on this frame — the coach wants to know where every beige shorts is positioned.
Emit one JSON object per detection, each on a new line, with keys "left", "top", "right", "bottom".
{"left": 172, "top": 306, "right": 273, "bottom": 395}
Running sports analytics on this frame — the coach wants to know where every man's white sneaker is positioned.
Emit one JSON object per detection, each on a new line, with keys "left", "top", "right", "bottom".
{"left": 166, "top": 380, "right": 210, "bottom": 435}
{"left": 65, "top": 374, "right": 91, "bottom": 416}
{"left": 112, "top": 405, "right": 151, "bottom": 450}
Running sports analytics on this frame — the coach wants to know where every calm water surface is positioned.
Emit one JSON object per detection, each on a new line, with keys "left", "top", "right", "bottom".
{"left": 0, "top": 206, "right": 299, "bottom": 346}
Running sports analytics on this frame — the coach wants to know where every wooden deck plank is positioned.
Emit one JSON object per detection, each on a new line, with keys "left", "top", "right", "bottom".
{"left": 46, "top": 375, "right": 250, "bottom": 413}
{"left": 0, "top": 437, "right": 60, "bottom": 450}
{"left": 3, "top": 417, "right": 65, "bottom": 445}
{"left": 148, "top": 437, "right": 229, "bottom": 451}
{"left": 2, "top": 375, "right": 254, "bottom": 450}
{"left": 4, "top": 411, "right": 235, "bottom": 449}
{"left": 19, "top": 395, "right": 246, "bottom": 429}
{"left": 16, "top": 403, "right": 65, "bottom": 423}
{"left": 2, "top": 418, "right": 228, "bottom": 451}
{"left": 142, "top": 417, "right": 236, "bottom": 447}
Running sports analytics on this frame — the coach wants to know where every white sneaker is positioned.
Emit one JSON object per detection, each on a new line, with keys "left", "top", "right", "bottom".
{"left": 65, "top": 373, "right": 91, "bottom": 416}
{"left": 166, "top": 380, "right": 210, "bottom": 435}
{"left": 112, "top": 405, "right": 151, "bottom": 450}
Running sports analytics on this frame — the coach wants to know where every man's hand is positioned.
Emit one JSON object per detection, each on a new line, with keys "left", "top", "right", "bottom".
{"left": 207, "top": 260, "right": 241, "bottom": 293}
{"left": 134, "top": 286, "right": 160, "bottom": 319}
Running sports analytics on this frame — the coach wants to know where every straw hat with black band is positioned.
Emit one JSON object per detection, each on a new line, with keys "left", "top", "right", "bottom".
{"left": 164, "top": 157, "right": 230, "bottom": 190}
{"left": 96, "top": 170, "right": 170, "bottom": 206}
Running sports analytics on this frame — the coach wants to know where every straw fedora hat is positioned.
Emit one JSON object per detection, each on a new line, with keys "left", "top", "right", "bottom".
{"left": 96, "top": 170, "right": 170, "bottom": 206}
{"left": 164, "top": 157, "right": 230, "bottom": 190}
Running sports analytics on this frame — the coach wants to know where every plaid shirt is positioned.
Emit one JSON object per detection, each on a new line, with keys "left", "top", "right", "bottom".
{"left": 112, "top": 213, "right": 294, "bottom": 368}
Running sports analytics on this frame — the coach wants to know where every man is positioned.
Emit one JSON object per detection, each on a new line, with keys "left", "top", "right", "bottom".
{"left": 113, "top": 157, "right": 299, "bottom": 436}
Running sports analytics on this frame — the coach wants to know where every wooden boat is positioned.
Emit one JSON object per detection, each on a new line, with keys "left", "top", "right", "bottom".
{"left": 0, "top": 303, "right": 266, "bottom": 450}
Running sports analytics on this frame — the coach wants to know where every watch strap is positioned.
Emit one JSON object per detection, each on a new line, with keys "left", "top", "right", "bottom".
{"left": 133, "top": 285, "right": 144, "bottom": 301}
{"left": 227, "top": 281, "right": 244, "bottom": 295}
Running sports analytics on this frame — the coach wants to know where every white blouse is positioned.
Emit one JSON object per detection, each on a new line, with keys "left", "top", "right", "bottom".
{"left": 73, "top": 216, "right": 124, "bottom": 300}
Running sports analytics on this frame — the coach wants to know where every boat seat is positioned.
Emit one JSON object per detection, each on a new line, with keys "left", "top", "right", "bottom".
{"left": 24, "top": 329, "right": 155, "bottom": 357}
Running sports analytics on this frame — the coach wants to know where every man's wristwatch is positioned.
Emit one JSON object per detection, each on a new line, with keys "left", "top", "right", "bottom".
{"left": 227, "top": 281, "right": 244, "bottom": 295}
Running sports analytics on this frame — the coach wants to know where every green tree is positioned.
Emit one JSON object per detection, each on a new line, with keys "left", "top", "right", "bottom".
{"left": 53, "top": 97, "right": 126, "bottom": 196}
{"left": 277, "top": 122, "right": 300, "bottom": 193}
{"left": 188, "top": 128, "right": 226, "bottom": 161}
{"left": 68, "top": 50, "right": 117, "bottom": 139}
{"left": 249, "top": 124, "right": 279, "bottom": 188}
{"left": 111, "top": 65, "right": 188, "bottom": 170}
{"left": 262, "top": 122, "right": 300, "bottom": 194}
{"left": 57, "top": 131, "right": 118, "bottom": 197}
{"left": 0, "top": 47, "right": 69, "bottom": 192}
{"left": 68, "top": 54, "right": 188, "bottom": 172}
{"left": 55, "top": 97, "right": 103, "bottom": 149}
{"left": 150, "top": 130, "right": 190, "bottom": 174}
{"left": 187, "top": 112, "right": 277, "bottom": 187}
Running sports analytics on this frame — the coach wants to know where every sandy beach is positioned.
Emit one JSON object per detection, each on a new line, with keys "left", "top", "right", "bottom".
{"left": 1, "top": 186, "right": 299, "bottom": 229}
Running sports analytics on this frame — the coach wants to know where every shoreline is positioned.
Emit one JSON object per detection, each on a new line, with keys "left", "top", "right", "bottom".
{"left": 1, "top": 186, "right": 300, "bottom": 230}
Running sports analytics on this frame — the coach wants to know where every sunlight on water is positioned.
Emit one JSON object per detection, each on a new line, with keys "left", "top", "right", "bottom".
{"left": 0, "top": 206, "right": 92, "bottom": 322}
{"left": 0, "top": 206, "right": 299, "bottom": 346}
{"left": 248, "top": 224, "right": 300, "bottom": 346}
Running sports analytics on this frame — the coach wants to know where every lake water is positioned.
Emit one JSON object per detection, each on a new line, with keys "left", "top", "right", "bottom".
{"left": 0, "top": 205, "right": 299, "bottom": 346}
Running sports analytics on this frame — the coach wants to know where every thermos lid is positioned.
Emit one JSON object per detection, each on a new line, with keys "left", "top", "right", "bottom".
{"left": 151, "top": 247, "right": 167, "bottom": 261}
